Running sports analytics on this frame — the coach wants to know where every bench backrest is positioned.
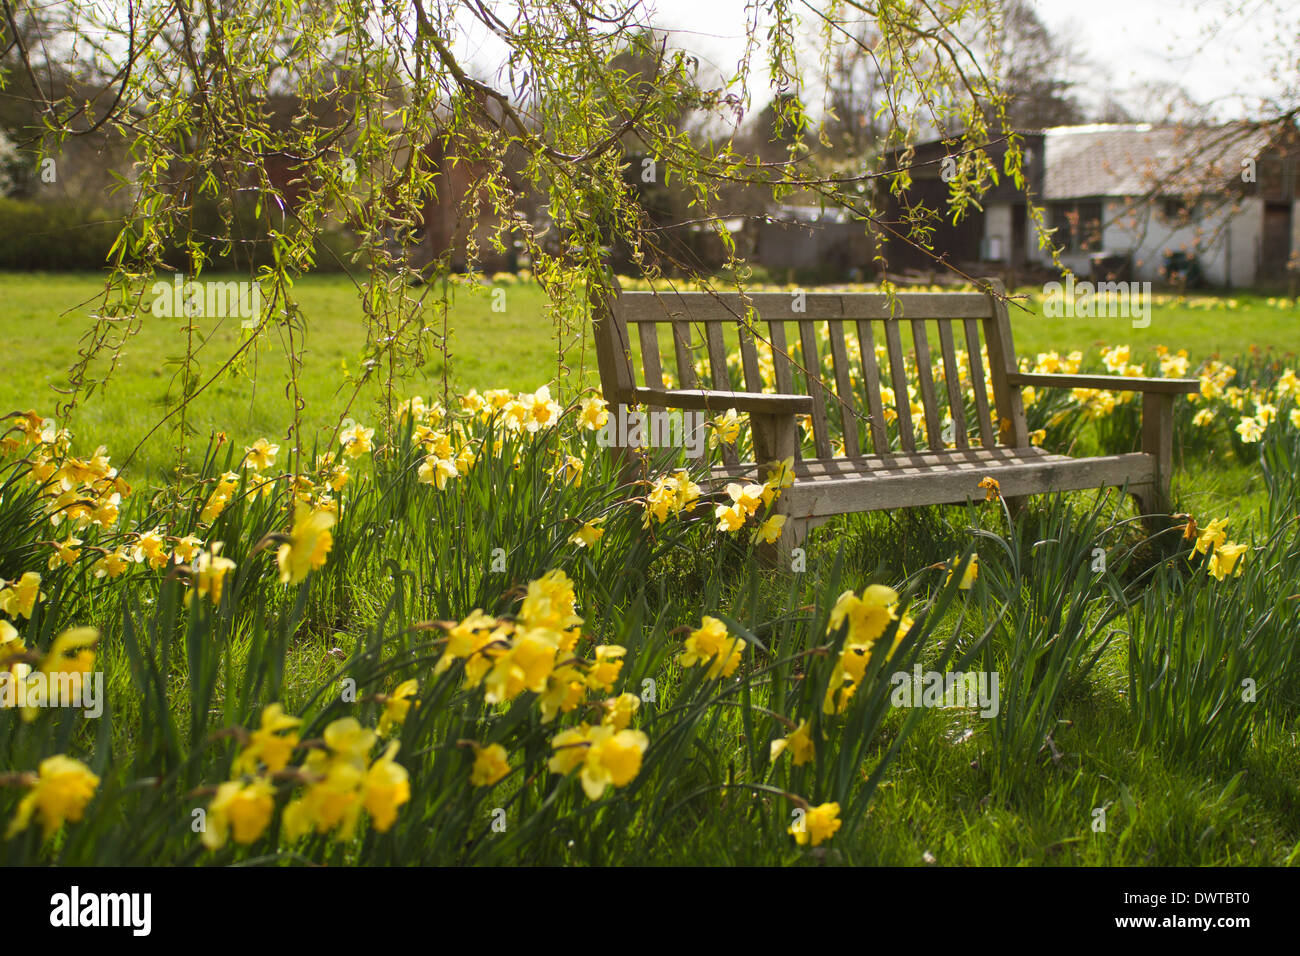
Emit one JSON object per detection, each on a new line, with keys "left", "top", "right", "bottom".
{"left": 593, "top": 278, "right": 1029, "bottom": 459}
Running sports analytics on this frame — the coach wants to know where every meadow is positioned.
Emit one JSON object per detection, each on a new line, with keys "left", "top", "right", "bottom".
{"left": 2, "top": 271, "right": 1299, "bottom": 866}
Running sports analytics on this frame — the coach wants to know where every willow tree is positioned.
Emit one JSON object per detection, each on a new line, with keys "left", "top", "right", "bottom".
{"left": 1, "top": 0, "right": 1024, "bottom": 467}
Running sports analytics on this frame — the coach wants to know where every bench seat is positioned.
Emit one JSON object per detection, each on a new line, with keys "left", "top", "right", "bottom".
{"left": 708, "top": 447, "right": 1155, "bottom": 520}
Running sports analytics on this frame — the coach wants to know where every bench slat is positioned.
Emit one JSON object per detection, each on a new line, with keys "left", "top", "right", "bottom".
{"left": 827, "top": 322, "right": 860, "bottom": 457}
{"left": 631, "top": 387, "right": 812, "bottom": 414}
{"left": 768, "top": 320, "right": 795, "bottom": 395}
{"left": 708, "top": 444, "right": 1059, "bottom": 481}
{"left": 883, "top": 320, "right": 915, "bottom": 452}
{"left": 911, "top": 319, "right": 943, "bottom": 449}
{"left": 671, "top": 321, "right": 698, "bottom": 389}
{"left": 704, "top": 322, "right": 740, "bottom": 467}
{"left": 638, "top": 321, "right": 664, "bottom": 390}
{"left": 616, "top": 290, "right": 994, "bottom": 322}
{"left": 936, "top": 320, "right": 969, "bottom": 450}
{"left": 785, "top": 452, "right": 1155, "bottom": 518}
{"left": 983, "top": 281, "right": 1029, "bottom": 447}
{"left": 798, "top": 320, "right": 834, "bottom": 459}
{"left": 737, "top": 311, "right": 765, "bottom": 393}
{"left": 855, "top": 321, "right": 890, "bottom": 455}
{"left": 963, "top": 318, "right": 995, "bottom": 447}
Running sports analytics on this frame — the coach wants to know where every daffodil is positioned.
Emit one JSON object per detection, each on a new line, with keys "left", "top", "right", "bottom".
{"left": 601, "top": 692, "right": 640, "bottom": 731}
{"left": 363, "top": 742, "right": 410, "bottom": 832}
{"left": 1194, "top": 517, "right": 1229, "bottom": 556}
{"left": 1235, "top": 417, "right": 1265, "bottom": 442}
{"left": 5, "top": 755, "right": 99, "bottom": 840}
{"left": 679, "top": 616, "right": 745, "bottom": 679}
{"left": 710, "top": 409, "right": 741, "bottom": 447}
{"left": 789, "top": 801, "right": 841, "bottom": 847}
{"left": 570, "top": 517, "right": 606, "bottom": 548}
{"left": 233, "top": 704, "right": 302, "bottom": 776}
{"left": 363, "top": 681, "right": 411, "bottom": 738}
{"left": 244, "top": 437, "right": 279, "bottom": 471}
{"left": 715, "top": 501, "right": 747, "bottom": 532}
{"left": 945, "top": 553, "right": 978, "bottom": 590}
{"left": 1208, "top": 541, "right": 1248, "bottom": 581}
{"left": 770, "top": 720, "right": 815, "bottom": 766}
{"left": 132, "top": 527, "right": 169, "bottom": 570}
{"left": 548, "top": 723, "right": 649, "bottom": 800}
{"left": 417, "top": 455, "right": 458, "bottom": 489}
{"left": 0, "top": 572, "right": 44, "bottom": 619}
{"left": 483, "top": 628, "right": 559, "bottom": 704}
{"left": 277, "top": 504, "right": 335, "bottom": 585}
{"left": 172, "top": 535, "right": 203, "bottom": 565}
{"left": 203, "top": 777, "right": 276, "bottom": 849}
{"left": 469, "top": 743, "right": 511, "bottom": 787}
{"left": 339, "top": 423, "right": 375, "bottom": 459}
{"left": 524, "top": 385, "right": 562, "bottom": 432}
{"left": 756, "top": 513, "right": 786, "bottom": 544}
{"left": 762, "top": 456, "right": 795, "bottom": 506}
{"left": 578, "top": 395, "right": 609, "bottom": 431}
{"left": 585, "top": 645, "right": 625, "bottom": 692}
{"left": 190, "top": 544, "right": 236, "bottom": 604}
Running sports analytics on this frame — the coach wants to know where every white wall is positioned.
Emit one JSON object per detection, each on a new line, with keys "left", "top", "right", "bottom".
{"left": 1294, "top": 200, "right": 1300, "bottom": 269}
{"left": 982, "top": 204, "right": 1012, "bottom": 261}
{"left": 1024, "top": 196, "right": 1265, "bottom": 287}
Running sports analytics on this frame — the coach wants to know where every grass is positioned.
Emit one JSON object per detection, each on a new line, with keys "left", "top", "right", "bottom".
{"left": 3, "top": 271, "right": 1297, "bottom": 480}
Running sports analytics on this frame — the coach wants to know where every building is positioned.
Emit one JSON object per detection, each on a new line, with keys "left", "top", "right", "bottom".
{"left": 882, "top": 123, "right": 1300, "bottom": 288}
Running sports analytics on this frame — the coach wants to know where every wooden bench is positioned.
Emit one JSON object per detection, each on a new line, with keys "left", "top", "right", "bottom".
{"left": 592, "top": 277, "right": 1199, "bottom": 554}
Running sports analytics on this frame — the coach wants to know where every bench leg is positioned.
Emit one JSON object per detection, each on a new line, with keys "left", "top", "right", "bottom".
{"left": 1135, "top": 391, "right": 1175, "bottom": 533}
{"left": 751, "top": 412, "right": 799, "bottom": 568}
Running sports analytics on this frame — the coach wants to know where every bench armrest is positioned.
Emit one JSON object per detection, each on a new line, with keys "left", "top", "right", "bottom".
{"left": 629, "top": 387, "right": 813, "bottom": 415}
{"left": 1007, "top": 372, "right": 1199, "bottom": 395}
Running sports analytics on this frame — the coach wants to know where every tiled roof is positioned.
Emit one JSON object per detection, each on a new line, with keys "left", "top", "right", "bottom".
{"left": 1039, "top": 123, "right": 1273, "bottom": 199}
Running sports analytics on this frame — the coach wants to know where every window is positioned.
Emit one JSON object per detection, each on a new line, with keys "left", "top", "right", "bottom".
{"left": 1161, "top": 196, "right": 1198, "bottom": 223}
{"left": 1050, "top": 202, "right": 1102, "bottom": 252}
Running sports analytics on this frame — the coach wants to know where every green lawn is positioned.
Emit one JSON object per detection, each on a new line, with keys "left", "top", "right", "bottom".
{"left": 3, "top": 271, "right": 1296, "bottom": 479}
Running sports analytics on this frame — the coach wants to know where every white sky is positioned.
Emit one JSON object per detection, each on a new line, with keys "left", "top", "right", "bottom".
{"left": 632, "top": 0, "right": 1296, "bottom": 121}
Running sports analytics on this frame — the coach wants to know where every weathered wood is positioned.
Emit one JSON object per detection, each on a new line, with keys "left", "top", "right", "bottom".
{"left": 710, "top": 445, "right": 1058, "bottom": 481}
{"left": 751, "top": 411, "right": 801, "bottom": 566}
{"left": 883, "top": 320, "right": 915, "bottom": 452}
{"left": 671, "top": 321, "right": 698, "bottom": 389}
{"left": 911, "top": 319, "right": 943, "bottom": 449}
{"left": 981, "top": 278, "right": 1030, "bottom": 448}
{"left": 768, "top": 320, "right": 795, "bottom": 395}
{"left": 617, "top": 290, "right": 993, "bottom": 323}
{"left": 1139, "top": 390, "right": 1176, "bottom": 518}
{"left": 963, "top": 318, "right": 995, "bottom": 447}
{"left": 591, "top": 278, "right": 636, "bottom": 404}
{"left": 704, "top": 321, "right": 732, "bottom": 390}
{"left": 637, "top": 321, "right": 664, "bottom": 395}
{"left": 1008, "top": 372, "right": 1200, "bottom": 394}
{"left": 936, "top": 319, "right": 969, "bottom": 450}
{"left": 701, "top": 323, "right": 738, "bottom": 466}
{"left": 629, "top": 387, "right": 814, "bottom": 414}
{"left": 855, "top": 321, "right": 890, "bottom": 455}
{"left": 787, "top": 452, "right": 1155, "bottom": 519}
{"left": 797, "top": 320, "right": 834, "bottom": 459}
{"left": 827, "top": 322, "right": 860, "bottom": 457}
{"left": 737, "top": 312, "right": 764, "bottom": 393}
